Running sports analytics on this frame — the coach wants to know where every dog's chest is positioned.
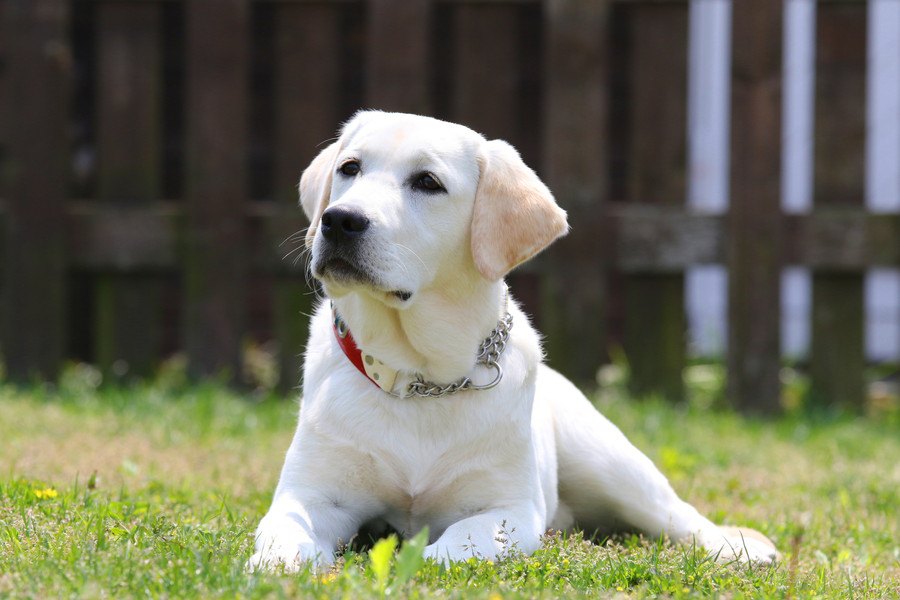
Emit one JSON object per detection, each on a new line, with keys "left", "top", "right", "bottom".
{"left": 364, "top": 428, "right": 521, "bottom": 536}
{"left": 306, "top": 383, "right": 531, "bottom": 531}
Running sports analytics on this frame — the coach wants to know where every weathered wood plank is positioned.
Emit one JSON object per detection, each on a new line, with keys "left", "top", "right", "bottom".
{"left": 620, "top": 2, "right": 687, "bottom": 402}
{"left": 273, "top": 4, "right": 340, "bottom": 205}
{"left": 624, "top": 275, "right": 685, "bottom": 399}
{"left": 542, "top": 0, "right": 611, "bottom": 383}
{"left": 366, "top": 0, "right": 432, "bottom": 113}
{"left": 0, "top": 0, "right": 8, "bottom": 278}
{"left": 97, "top": 5, "right": 160, "bottom": 201}
{"left": 727, "top": 0, "right": 783, "bottom": 414}
{"left": 613, "top": 206, "right": 722, "bottom": 271}
{"left": 452, "top": 3, "right": 519, "bottom": 141}
{"left": 451, "top": 1, "right": 542, "bottom": 328}
{"left": 184, "top": 0, "right": 249, "bottom": 380}
{"left": 1, "top": 0, "right": 70, "bottom": 381}
{"left": 271, "top": 3, "right": 340, "bottom": 391}
{"left": 0, "top": 1, "right": 8, "bottom": 171}
{"left": 67, "top": 202, "right": 180, "bottom": 271}
{"left": 41, "top": 206, "right": 897, "bottom": 272}
{"left": 95, "top": 2, "right": 163, "bottom": 379}
{"left": 810, "top": 2, "right": 867, "bottom": 410}
{"left": 785, "top": 212, "right": 900, "bottom": 268}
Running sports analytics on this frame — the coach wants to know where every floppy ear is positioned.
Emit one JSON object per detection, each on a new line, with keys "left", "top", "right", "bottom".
{"left": 471, "top": 140, "right": 569, "bottom": 281}
{"left": 299, "top": 140, "right": 341, "bottom": 247}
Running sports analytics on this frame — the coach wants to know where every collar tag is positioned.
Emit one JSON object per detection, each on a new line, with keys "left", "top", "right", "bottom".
{"left": 332, "top": 312, "right": 399, "bottom": 393}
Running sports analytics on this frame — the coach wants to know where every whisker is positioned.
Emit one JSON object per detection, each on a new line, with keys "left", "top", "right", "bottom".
{"left": 278, "top": 230, "right": 306, "bottom": 247}
{"left": 394, "top": 243, "right": 432, "bottom": 275}
{"left": 282, "top": 246, "right": 304, "bottom": 263}
{"left": 316, "top": 135, "right": 339, "bottom": 149}
{"left": 288, "top": 244, "right": 312, "bottom": 267}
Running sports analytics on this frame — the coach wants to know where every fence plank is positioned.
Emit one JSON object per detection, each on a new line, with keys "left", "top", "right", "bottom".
{"left": 1, "top": 0, "right": 70, "bottom": 381}
{"left": 542, "top": 0, "right": 611, "bottom": 382}
{"left": 451, "top": 2, "right": 540, "bottom": 320}
{"left": 55, "top": 205, "right": 899, "bottom": 273}
{"left": 272, "top": 3, "right": 341, "bottom": 391}
{"left": 184, "top": 0, "right": 248, "bottom": 380}
{"left": 727, "top": 0, "right": 783, "bottom": 414}
{"left": 810, "top": 2, "right": 867, "bottom": 410}
{"left": 0, "top": 1, "right": 8, "bottom": 167}
{"left": 452, "top": 4, "right": 519, "bottom": 141}
{"left": 95, "top": 3, "right": 163, "bottom": 379}
{"left": 620, "top": 2, "right": 687, "bottom": 402}
{"left": 367, "top": 0, "right": 431, "bottom": 113}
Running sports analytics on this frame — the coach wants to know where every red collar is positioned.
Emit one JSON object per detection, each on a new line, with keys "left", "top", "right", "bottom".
{"left": 330, "top": 290, "right": 512, "bottom": 398}
{"left": 332, "top": 309, "right": 399, "bottom": 393}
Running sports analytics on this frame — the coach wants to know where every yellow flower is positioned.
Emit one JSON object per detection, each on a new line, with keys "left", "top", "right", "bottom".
{"left": 317, "top": 572, "right": 337, "bottom": 584}
{"left": 34, "top": 487, "right": 58, "bottom": 499}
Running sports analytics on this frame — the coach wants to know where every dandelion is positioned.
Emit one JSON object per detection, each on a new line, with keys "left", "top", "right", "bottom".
{"left": 317, "top": 572, "right": 337, "bottom": 584}
{"left": 34, "top": 487, "right": 58, "bottom": 500}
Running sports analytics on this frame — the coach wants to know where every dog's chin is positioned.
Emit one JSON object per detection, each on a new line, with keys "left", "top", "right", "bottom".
{"left": 314, "top": 258, "right": 414, "bottom": 305}
{"left": 314, "top": 257, "right": 373, "bottom": 287}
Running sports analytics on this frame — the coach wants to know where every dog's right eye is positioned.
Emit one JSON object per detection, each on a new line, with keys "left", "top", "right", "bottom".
{"left": 339, "top": 161, "right": 360, "bottom": 177}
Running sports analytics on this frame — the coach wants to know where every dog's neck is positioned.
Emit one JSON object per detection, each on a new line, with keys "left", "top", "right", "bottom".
{"left": 330, "top": 279, "right": 507, "bottom": 384}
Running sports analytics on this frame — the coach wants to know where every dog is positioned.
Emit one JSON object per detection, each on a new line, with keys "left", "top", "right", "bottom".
{"left": 249, "top": 111, "right": 778, "bottom": 570}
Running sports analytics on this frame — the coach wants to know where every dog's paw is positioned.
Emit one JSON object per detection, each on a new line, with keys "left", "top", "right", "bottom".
{"left": 246, "top": 541, "right": 332, "bottom": 574}
{"left": 709, "top": 526, "right": 780, "bottom": 565}
{"left": 423, "top": 541, "right": 480, "bottom": 566}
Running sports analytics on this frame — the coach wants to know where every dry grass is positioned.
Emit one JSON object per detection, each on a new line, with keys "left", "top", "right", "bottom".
{"left": 0, "top": 381, "right": 292, "bottom": 496}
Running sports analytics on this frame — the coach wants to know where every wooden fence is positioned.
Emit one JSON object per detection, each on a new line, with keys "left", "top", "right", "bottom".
{"left": 0, "top": 0, "right": 897, "bottom": 413}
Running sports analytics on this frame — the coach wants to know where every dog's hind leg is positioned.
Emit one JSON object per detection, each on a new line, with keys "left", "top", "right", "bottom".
{"left": 540, "top": 366, "right": 777, "bottom": 563}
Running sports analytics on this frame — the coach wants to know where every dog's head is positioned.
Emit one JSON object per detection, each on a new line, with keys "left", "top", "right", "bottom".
{"left": 301, "top": 111, "right": 568, "bottom": 304}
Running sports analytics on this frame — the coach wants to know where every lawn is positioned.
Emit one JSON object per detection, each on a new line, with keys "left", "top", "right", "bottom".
{"left": 1, "top": 363, "right": 898, "bottom": 598}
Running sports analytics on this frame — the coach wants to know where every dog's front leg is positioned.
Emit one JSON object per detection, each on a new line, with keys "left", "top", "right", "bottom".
{"left": 248, "top": 496, "right": 358, "bottom": 572}
{"left": 424, "top": 507, "right": 543, "bottom": 564}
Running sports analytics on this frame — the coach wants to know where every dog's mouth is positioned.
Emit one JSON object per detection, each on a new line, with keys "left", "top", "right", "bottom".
{"left": 316, "top": 256, "right": 374, "bottom": 285}
{"left": 314, "top": 257, "right": 413, "bottom": 303}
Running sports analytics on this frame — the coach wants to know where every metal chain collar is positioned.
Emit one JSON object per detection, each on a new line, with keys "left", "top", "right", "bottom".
{"left": 405, "top": 311, "right": 513, "bottom": 398}
{"left": 331, "top": 300, "right": 514, "bottom": 399}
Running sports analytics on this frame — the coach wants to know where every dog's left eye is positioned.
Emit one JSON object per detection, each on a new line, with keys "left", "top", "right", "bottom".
{"left": 411, "top": 172, "right": 446, "bottom": 193}
{"left": 339, "top": 161, "right": 361, "bottom": 177}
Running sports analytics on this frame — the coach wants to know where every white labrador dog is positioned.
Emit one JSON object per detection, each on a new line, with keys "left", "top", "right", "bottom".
{"left": 250, "top": 111, "right": 778, "bottom": 570}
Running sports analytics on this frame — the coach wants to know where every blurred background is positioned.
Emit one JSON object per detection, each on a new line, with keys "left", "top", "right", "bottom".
{"left": 0, "top": 0, "right": 897, "bottom": 414}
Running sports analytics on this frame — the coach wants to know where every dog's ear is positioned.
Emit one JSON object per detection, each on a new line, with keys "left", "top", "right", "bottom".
{"left": 299, "top": 140, "right": 341, "bottom": 247}
{"left": 471, "top": 140, "right": 569, "bottom": 281}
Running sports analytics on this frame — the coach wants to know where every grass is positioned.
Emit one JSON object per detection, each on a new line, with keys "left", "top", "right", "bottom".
{"left": 1, "top": 362, "right": 898, "bottom": 598}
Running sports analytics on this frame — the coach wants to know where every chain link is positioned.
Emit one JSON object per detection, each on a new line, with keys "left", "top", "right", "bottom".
{"left": 332, "top": 287, "right": 513, "bottom": 399}
{"left": 405, "top": 312, "right": 513, "bottom": 398}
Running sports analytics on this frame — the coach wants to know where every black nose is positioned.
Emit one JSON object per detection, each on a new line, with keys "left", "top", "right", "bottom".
{"left": 320, "top": 206, "right": 370, "bottom": 242}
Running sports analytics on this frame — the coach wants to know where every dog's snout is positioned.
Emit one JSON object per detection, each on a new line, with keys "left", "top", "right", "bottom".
{"left": 320, "top": 206, "right": 370, "bottom": 242}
